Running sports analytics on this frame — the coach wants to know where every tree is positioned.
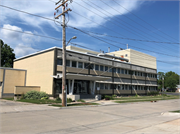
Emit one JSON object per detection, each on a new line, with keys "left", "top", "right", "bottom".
{"left": 1, "top": 39, "right": 16, "bottom": 67}
{"left": 157, "top": 72, "right": 165, "bottom": 90}
{"left": 164, "top": 71, "right": 179, "bottom": 89}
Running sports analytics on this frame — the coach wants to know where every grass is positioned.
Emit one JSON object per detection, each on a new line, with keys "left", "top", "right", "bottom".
{"left": 170, "top": 110, "right": 180, "bottom": 113}
{"left": 114, "top": 95, "right": 179, "bottom": 103}
{"left": 50, "top": 102, "right": 99, "bottom": 107}
{"left": 16, "top": 99, "right": 62, "bottom": 104}
{"left": 3, "top": 98, "right": 14, "bottom": 100}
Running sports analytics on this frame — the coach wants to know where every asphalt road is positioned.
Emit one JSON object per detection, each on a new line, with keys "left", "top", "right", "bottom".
{"left": 0, "top": 99, "right": 180, "bottom": 134}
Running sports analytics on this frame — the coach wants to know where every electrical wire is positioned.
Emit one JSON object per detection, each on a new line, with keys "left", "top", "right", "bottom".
{"left": 112, "top": 0, "right": 179, "bottom": 42}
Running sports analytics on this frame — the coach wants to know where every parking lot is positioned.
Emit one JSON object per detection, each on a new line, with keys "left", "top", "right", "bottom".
{"left": 0, "top": 99, "right": 180, "bottom": 134}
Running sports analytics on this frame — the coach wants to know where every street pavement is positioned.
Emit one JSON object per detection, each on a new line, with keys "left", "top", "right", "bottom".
{"left": 0, "top": 99, "right": 180, "bottom": 134}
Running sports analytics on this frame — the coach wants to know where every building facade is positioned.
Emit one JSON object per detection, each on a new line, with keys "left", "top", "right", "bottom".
{"left": 13, "top": 46, "right": 157, "bottom": 98}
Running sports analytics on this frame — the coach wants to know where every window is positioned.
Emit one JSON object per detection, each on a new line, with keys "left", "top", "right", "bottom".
{"left": 105, "top": 66, "right": 108, "bottom": 71}
{"left": 117, "top": 68, "right": 120, "bottom": 73}
{"left": 125, "top": 85, "right": 128, "bottom": 90}
{"left": 117, "top": 85, "right": 121, "bottom": 90}
{"left": 125, "top": 54, "right": 128, "bottom": 57}
{"left": 84, "top": 63, "right": 89, "bottom": 69}
{"left": 100, "top": 83, "right": 104, "bottom": 89}
{"left": 100, "top": 65, "right": 104, "bottom": 71}
{"left": 121, "top": 85, "right": 124, "bottom": 90}
{"left": 72, "top": 61, "right": 77, "bottom": 68}
{"left": 109, "top": 68, "right": 112, "bottom": 72}
{"left": 95, "top": 65, "right": 99, "bottom": 71}
{"left": 90, "top": 64, "right": 94, "bottom": 70}
{"left": 113, "top": 68, "right": 116, "bottom": 73}
{"left": 121, "top": 69, "right": 124, "bottom": 74}
{"left": 57, "top": 59, "right": 62, "bottom": 65}
{"left": 127, "top": 70, "right": 129, "bottom": 75}
{"left": 78, "top": 62, "right": 83, "bottom": 68}
{"left": 105, "top": 84, "right": 108, "bottom": 89}
{"left": 66, "top": 60, "right": 70, "bottom": 67}
{"left": 125, "top": 70, "right": 127, "bottom": 74}
{"left": 135, "top": 71, "right": 137, "bottom": 76}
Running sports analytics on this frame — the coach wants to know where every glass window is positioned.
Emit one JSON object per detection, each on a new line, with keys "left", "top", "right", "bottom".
{"left": 100, "top": 65, "right": 104, "bottom": 71}
{"left": 90, "top": 64, "right": 94, "bottom": 70}
{"left": 125, "top": 70, "right": 127, "bottom": 74}
{"left": 109, "top": 68, "right": 112, "bottom": 72}
{"left": 66, "top": 60, "right": 70, "bottom": 67}
{"left": 84, "top": 63, "right": 89, "bottom": 69}
{"left": 125, "top": 85, "right": 128, "bottom": 90}
{"left": 117, "top": 68, "right": 120, "bottom": 73}
{"left": 57, "top": 59, "right": 62, "bottom": 65}
{"left": 95, "top": 64, "right": 99, "bottom": 71}
{"left": 72, "top": 61, "right": 77, "bottom": 68}
{"left": 121, "top": 69, "right": 124, "bottom": 74}
{"left": 117, "top": 85, "right": 121, "bottom": 90}
{"left": 105, "top": 66, "right": 108, "bottom": 71}
{"left": 100, "top": 83, "right": 104, "bottom": 89}
{"left": 122, "top": 85, "right": 124, "bottom": 90}
{"left": 78, "top": 62, "right": 83, "bottom": 68}
{"left": 113, "top": 68, "right": 116, "bottom": 73}
{"left": 104, "top": 84, "right": 108, "bottom": 89}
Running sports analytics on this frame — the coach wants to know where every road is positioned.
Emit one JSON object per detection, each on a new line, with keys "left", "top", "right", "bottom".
{"left": 162, "top": 92, "right": 180, "bottom": 96}
{"left": 0, "top": 99, "right": 180, "bottom": 134}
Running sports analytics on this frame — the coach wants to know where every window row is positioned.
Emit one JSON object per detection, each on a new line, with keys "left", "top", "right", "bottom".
{"left": 96, "top": 83, "right": 157, "bottom": 90}
{"left": 57, "top": 59, "right": 157, "bottom": 78}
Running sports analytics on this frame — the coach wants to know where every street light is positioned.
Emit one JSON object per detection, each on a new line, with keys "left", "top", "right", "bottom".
{"left": 62, "top": 36, "right": 77, "bottom": 107}
{"left": 67, "top": 36, "right": 77, "bottom": 46}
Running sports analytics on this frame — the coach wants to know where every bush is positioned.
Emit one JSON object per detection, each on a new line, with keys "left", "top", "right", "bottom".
{"left": 147, "top": 91, "right": 159, "bottom": 96}
{"left": 67, "top": 98, "right": 72, "bottom": 103}
{"left": 24, "top": 90, "right": 49, "bottom": 100}
{"left": 104, "top": 95, "right": 113, "bottom": 100}
{"left": 112, "top": 95, "right": 117, "bottom": 98}
{"left": 56, "top": 97, "right": 61, "bottom": 101}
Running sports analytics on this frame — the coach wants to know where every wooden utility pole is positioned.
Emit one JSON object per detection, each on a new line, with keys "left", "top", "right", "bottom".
{"left": 55, "top": 0, "right": 72, "bottom": 107}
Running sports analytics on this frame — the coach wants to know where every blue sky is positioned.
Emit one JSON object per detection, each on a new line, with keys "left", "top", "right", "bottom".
{"left": 0, "top": 0, "right": 179, "bottom": 74}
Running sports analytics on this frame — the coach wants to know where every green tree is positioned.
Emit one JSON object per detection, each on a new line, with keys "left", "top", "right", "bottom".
{"left": 157, "top": 72, "right": 165, "bottom": 90}
{"left": 164, "top": 71, "right": 179, "bottom": 89}
{"left": 1, "top": 39, "right": 16, "bottom": 67}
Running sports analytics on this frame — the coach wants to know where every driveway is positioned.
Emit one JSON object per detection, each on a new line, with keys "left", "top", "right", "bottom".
{"left": 0, "top": 99, "right": 180, "bottom": 134}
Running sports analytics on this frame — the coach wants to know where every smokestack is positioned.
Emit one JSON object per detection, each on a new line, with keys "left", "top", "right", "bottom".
{"left": 127, "top": 44, "right": 128, "bottom": 49}
{"left": 108, "top": 47, "right": 110, "bottom": 53}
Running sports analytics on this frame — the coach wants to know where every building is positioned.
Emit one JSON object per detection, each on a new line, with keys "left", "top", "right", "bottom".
{"left": 12, "top": 46, "right": 157, "bottom": 98}
{"left": 0, "top": 67, "right": 26, "bottom": 98}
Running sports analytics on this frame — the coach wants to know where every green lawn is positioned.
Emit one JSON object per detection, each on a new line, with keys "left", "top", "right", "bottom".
{"left": 170, "top": 110, "right": 180, "bottom": 113}
{"left": 50, "top": 102, "right": 99, "bottom": 107}
{"left": 17, "top": 99, "right": 62, "bottom": 104}
{"left": 114, "top": 95, "right": 179, "bottom": 103}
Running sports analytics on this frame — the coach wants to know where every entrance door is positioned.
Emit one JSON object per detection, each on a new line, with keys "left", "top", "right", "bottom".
{"left": 73, "top": 80, "right": 89, "bottom": 94}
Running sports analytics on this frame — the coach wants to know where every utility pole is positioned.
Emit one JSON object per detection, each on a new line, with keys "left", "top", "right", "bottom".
{"left": 162, "top": 77, "right": 164, "bottom": 92}
{"left": 55, "top": 0, "right": 72, "bottom": 107}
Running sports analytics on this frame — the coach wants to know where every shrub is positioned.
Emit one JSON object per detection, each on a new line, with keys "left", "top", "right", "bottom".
{"left": 24, "top": 90, "right": 49, "bottom": 100}
{"left": 147, "top": 91, "right": 159, "bottom": 96}
{"left": 56, "top": 97, "right": 61, "bottom": 101}
{"left": 104, "top": 95, "right": 113, "bottom": 100}
{"left": 112, "top": 94, "right": 117, "bottom": 98}
{"left": 67, "top": 98, "right": 72, "bottom": 103}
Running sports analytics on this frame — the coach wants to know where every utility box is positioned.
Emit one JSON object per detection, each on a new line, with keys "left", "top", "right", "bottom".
{"left": 95, "top": 95, "right": 101, "bottom": 100}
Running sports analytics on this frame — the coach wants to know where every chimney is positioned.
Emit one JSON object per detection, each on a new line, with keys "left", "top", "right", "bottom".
{"left": 108, "top": 47, "right": 110, "bottom": 53}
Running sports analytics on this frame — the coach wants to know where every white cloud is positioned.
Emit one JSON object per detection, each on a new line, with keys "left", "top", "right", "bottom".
{"left": 0, "top": 0, "right": 144, "bottom": 30}
{"left": 0, "top": 24, "right": 39, "bottom": 58}
{"left": 14, "top": 44, "right": 38, "bottom": 57}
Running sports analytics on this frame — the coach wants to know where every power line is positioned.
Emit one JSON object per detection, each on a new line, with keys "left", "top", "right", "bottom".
{"left": 84, "top": 0, "right": 179, "bottom": 46}
{"left": 72, "top": 2, "right": 178, "bottom": 53}
{"left": 112, "top": 0, "right": 179, "bottom": 42}
{"left": 68, "top": 25, "right": 180, "bottom": 59}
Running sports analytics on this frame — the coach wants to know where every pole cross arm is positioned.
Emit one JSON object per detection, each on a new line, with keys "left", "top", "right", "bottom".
{"left": 55, "top": 0, "right": 69, "bottom": 10}
{"left": 55, "top": 8, "right": 71, "bottom": 19}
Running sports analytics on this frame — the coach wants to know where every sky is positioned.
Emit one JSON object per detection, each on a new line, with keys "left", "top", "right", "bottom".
{"left": 0, "top": 0, "right": 179, "bottom": 74}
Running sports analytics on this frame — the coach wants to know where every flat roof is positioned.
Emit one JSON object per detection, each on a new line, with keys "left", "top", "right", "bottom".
{"left": 14, "top": 46, "right": 131, "bottom": 65}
